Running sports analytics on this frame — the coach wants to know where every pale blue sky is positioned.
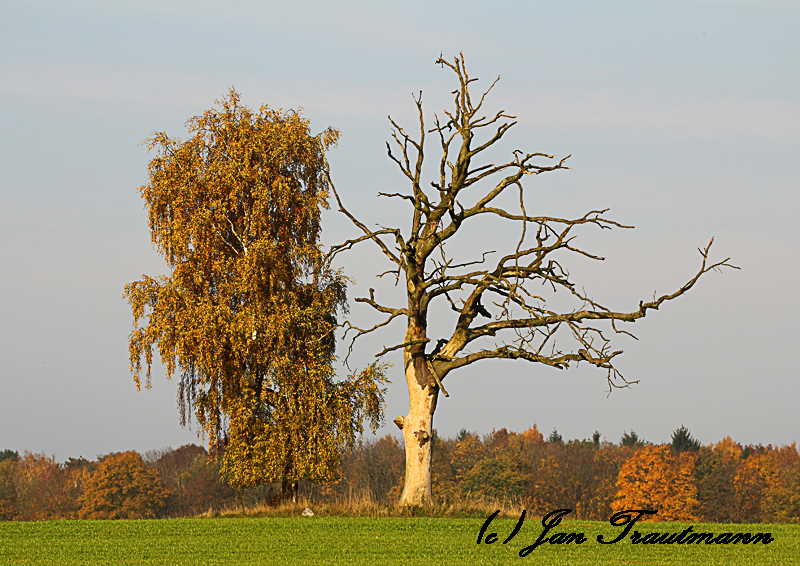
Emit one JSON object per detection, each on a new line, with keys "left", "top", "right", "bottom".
{"left": 1, "top": 0, "right": 798, "bottom": 461}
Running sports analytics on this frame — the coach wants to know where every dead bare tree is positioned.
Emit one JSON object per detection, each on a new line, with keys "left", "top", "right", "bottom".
{"left": 325, "top": 54, "right": 737, "bottom": 506}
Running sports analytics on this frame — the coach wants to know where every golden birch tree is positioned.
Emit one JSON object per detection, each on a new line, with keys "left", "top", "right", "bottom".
{"left": 124, "top": 90, "right": 386, "bottom": 501}
{"left": 327, "top": 54, "right": 736, "bottom": 506}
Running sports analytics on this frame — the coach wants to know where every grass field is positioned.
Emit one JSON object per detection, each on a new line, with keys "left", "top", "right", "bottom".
{"left": 1, "top": 516, "right": 798, "bottom": 565}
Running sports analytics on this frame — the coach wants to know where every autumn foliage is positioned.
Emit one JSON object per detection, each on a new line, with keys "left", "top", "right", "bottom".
{"left": 2, "top": 429, "right": 800, "bottom": 521}
{"left": 613, "top": 444, "right": 699, "bottom": 521}
{"left": 79, "top": 452, "right": 168, "bottom": 519}
{"left": 334, "top": 426, "right": 800, "bottom": 523}
{"left": 764, "top": 443, "right": 800, "bottom": 522}
{"left": 0, "top": 445, "right": 242, "bottom": 521}
{"left": 124, "top": 90, "right": 387, "bottom": 498}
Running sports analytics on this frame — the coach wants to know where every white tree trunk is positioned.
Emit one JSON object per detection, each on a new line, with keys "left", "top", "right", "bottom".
{"left": 397, "top": 355, "right": 439, "bottom": 506}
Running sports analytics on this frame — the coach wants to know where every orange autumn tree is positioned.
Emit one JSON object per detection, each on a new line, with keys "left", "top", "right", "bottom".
{"left": 734, "top": 451, "right": 776, "bottom": 523}
{"left": 0, "top": 458, "right": 19, "bottom": 521}
{"left": 764, "top": 443, "right": 800, "bottom": 523}
{"left": 613, "top": 444, "right": 699, "bottom": 521}
{"left": 125, "top": 90, "right": 387, "bottom": 501}
{"left": 80, "top": 452, "right": 168, "bottom": 519}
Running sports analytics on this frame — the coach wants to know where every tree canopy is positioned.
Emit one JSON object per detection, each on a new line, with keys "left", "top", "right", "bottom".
{"left": 620, "top": 430, "right": 647, "bottom": 448}
{"left": 671, "top": 425, "right": 702, "bottom": 453}
{"left": 79, "top": 451, "right": 168, "bottom": 520}
{"left": 124, "top": 90, "right": 387, "bottom": 497}
{"left": 613, "top": 444, "right": 699, "bottom": 522}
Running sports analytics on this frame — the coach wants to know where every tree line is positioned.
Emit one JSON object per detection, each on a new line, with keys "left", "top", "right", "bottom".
{"left": 2, "top": 425, "right": 798, "bottom": 522}
{"left": 0, "top": 445, "right": 236, "bottom": 520}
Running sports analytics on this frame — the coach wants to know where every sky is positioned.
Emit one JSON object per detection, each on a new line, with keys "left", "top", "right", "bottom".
{"left": 1, "top": 0, "right": 799, "bottom": 462}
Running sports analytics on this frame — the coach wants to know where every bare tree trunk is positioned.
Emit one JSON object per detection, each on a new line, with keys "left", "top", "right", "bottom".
{"left": 397, "top": 351, "right": 439, "bottom": 506}
{"left": 281, "top": 479, "right": 298, "bottom": 504}
{"left": 328, "top": 53, "right": 736, "bottom": 510}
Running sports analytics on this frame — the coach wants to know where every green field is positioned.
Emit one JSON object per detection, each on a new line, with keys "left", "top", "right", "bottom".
{"left": 1, "top": 517, "right": 798, "bottom": 565}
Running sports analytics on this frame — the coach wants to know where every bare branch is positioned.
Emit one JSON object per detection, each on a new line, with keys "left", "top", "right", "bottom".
{"left": 328, "top": 229, "right": 404, "bottom": 263}
{"left": 426, "top": 359, "right": 449, "bottom": 397}
{"left": 457, "top": 240, "right": 736, "bottom": 347}
{"left": 378, "top": 191, "right": 417, "bottom": 204}
{"left": 355, "top": 288, "right": 405, "bottom": 315}
{"left": 328, "top": 53, "right": 734, "bottom": 412}
{"left": 375, "top": 338, "right": 429, "bottom": 358}
{"left": 323, "top": 53, "right": 738, "bottom": 506}
{"left": 324, "top": 165, "right": 404, "bottom": 267}
{"left": 341, "top": 307, "right": 408, "bottom": 364}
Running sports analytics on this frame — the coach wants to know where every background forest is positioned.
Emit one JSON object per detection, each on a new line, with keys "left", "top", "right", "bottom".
{"left": 2, "top": 426, "right": 799, "bottom": 523}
